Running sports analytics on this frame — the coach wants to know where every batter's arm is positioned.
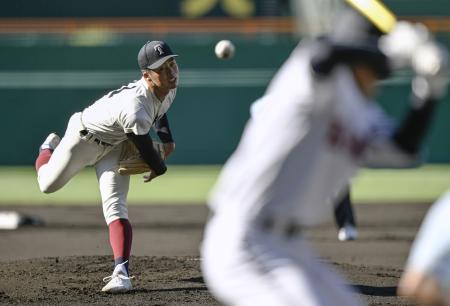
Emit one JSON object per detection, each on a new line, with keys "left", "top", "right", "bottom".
{"left": 390, "top": 39, "right": 447, "bottom": 155}
{"left": 126, "top": 133, "right": 167, "bottom": 176}
{"left": 364, "top": 36, "right": 448, "bottom": 167}
{"left": 392, "top": 96, "right": 437, "bottom": 155}
{"left": 362, "top": 96, "right": 438, "bottom": 168}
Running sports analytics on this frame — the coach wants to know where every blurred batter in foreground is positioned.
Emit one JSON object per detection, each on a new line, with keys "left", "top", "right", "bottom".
{"left": 201, "top": 0, "right": 449, "bottom": 305}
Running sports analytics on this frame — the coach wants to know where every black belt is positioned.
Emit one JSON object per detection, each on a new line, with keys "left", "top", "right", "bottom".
{"left": 80, "top": 130, "right": 112, "bottom": 147}
{"left": 260, "top": 218, "right": 302, "bottom": 239}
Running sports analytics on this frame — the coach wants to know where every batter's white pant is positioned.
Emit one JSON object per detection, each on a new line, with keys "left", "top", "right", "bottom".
{"left": 37, "top": 112, "right": 129, "bottom": 224}
{"left": 201, "top": 213, "right": 363, "bottom": 306}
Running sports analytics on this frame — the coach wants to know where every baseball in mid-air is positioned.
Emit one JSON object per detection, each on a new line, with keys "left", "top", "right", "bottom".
{"left": 215, "top": 40, "right": 235, "bottom": 59}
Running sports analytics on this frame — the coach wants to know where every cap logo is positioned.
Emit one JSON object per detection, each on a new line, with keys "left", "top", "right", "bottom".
{"left": 154, "top": 44, "right": 164, "bottom": 56}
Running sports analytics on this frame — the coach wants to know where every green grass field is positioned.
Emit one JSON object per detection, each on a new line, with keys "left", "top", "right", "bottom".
{"left": 1, "top": 165, "right": 450, "bottom": 205}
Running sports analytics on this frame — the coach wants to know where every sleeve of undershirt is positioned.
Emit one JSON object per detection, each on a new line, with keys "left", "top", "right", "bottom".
{"left": 154, "top": 114, "right": 174, "bottom": 143}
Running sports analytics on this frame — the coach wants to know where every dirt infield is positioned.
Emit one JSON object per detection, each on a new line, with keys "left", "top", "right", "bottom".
{"left": 0, "top": 203, "right": 429, "bottom": 305}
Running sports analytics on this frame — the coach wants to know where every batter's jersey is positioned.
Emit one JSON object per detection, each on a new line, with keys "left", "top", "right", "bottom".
{"left": 81, "top": 78, "right": 176, "bottom": 145}
{"left": 209, "top": 43, "right": 414, "bottom": 227}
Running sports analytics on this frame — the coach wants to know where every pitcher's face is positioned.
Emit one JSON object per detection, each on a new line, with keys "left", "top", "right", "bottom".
{"left": 148, "top": 58, "right": 179, "bottom": 90}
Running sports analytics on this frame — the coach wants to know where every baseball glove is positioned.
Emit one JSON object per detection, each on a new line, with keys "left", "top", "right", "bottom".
{"left": 118, "top": 139, "right": 165, "bottom": 175}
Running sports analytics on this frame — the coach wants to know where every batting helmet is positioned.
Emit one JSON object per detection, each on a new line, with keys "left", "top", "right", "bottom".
{"left": 311, "top": 0, "right": 397, "bottom": 79}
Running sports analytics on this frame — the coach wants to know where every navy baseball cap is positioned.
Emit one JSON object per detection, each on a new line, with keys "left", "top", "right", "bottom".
{"left": 137, "top": 41, "right": 178, "bottom": 70}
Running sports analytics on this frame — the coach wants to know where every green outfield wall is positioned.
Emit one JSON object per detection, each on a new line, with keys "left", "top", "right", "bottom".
{"left": 1, "top": 0, "right": 449, "bottom": 17}
{"left": 1, "top": 32, "right": 450, "bottom": 165}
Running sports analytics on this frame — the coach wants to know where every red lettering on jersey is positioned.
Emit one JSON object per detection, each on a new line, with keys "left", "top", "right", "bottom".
{"left": 327, "top": 120, "right": 368, "bottom": 159}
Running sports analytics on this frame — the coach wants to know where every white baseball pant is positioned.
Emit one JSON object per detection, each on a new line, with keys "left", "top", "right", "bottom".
{"left": 201, "top": 213, "right": 363, "bottom": 306}
{"left": 37, "top": 112, "right": 130, "bottom": 224}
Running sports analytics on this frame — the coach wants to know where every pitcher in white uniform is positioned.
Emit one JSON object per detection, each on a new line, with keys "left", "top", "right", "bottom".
{"left": 201, "top": 0, "right": 449, "bottom": 305}
{"left": 35, "top": 40, "right": 179, "bottom": 293}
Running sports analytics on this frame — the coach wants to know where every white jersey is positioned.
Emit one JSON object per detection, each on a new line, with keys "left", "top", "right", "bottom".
{"left": 81, "top": 78, "right": 176, "bottom": 145}
{"left": 209, "top": 44, "right": 413, "bottom": 227}
{"left": 201, "top": 43, "right": 418, "bottom": 306}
